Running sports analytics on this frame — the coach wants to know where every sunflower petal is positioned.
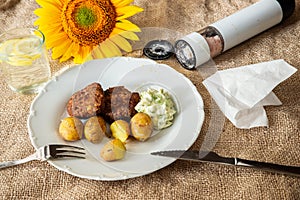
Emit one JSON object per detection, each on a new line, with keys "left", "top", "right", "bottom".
{"left": 110, "top": 34, "right": 132, "bottom": 52}
{"left": 70, "top": 42, "right": 80, "bottom": 57}
{"left": 81, "top": 46, "right": 92, "bottom": 61}
{"left": 60, "top": 42, "right": 76, "bottom": 62}
{"left": 38, "top": 24, "right": 63, "bottom": 37}
{"left": 100, "top": 43, "right": 115, "bottom": 58}
{"left": 74, "top": 54, "right": 84, "bottom": 64}
{"left": 120, "top": 31, "right": 139, "bottom": 41}
{"left": 34, "top": 9, "right": 61, "bottom": 22}
{"left": 110, "top": 28, "right": 139, "bottom": 41}
{"left": 116, "top": 6, "right": 144, "bottom": 20}
{"left": 111, "top": 0, "right": 134, "bottom": 7}
{"left": 74, "top": 57, "right": 83, "bottom": 64}
{"left": 73, "top": 46, "right": 85, "bottom": 64}
{"left": 91, "top": 46, "right": 105, "bottom": 59}
{"left": 99, "top": 39, "right": 123, "bottom": 57}
{"left": 52, "top": 40, "right": 72, "bottom": 60}
{"left": 36, "top": 0, "right": 63, "bottom": 9}
{"left": 116, "top": 20, "right": 141, "bottom": 32}
{"left": 34, "top": 18, "right": 61, "bottom": 27}
{"left": 35, "top": 0, "right": 62, "bottom": 12}
{"left": 84, "top": 54, "right": 93, "bottom": 62}
{"left": 45, "top": 32, "right": 69, "bottom": 49}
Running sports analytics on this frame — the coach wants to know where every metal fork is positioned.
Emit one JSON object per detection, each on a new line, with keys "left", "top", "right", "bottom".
{"left": 0, "top": 144, "right": 85, "bottom": 169}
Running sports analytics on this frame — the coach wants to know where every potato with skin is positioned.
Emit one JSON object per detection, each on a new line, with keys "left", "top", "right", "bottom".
{"left": 100, "top": 139, "right": 126, "bottom": 161}
{"left": 58, "top": 117, "right": 83, "bottom": 141}
{"left": 84, "top": 116, "right": 107, "bottom": 143}
{"left": 110, "top": 120, "right": 130, "bottom": 143}
{"left": 130, "top": 113, "right": 153, "bottom": 141}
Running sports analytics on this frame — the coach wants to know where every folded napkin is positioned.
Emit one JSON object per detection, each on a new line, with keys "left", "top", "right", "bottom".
{"left": 202, "top": 59, "right": 297, "bottom": 129}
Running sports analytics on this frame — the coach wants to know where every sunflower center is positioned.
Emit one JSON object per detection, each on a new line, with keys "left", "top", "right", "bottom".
{"left": 75, "top": 7, "right": 97, "bottom": 28}
{"left": 62, "top": 0, "right": 117, "bottom": 46}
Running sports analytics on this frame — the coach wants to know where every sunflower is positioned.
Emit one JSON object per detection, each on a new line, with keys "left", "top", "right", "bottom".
{"left": 34, "top": 0, "right": 143, "bottom": 63}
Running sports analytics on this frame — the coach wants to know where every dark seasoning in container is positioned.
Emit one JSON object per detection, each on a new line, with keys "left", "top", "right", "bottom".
{"left": 175, "top": 0, "right": 296, "bottom": 69}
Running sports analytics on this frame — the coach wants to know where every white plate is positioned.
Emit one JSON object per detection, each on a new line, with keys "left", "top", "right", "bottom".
{"left": 27, "top": 57, "right": 204, "bottom": 180}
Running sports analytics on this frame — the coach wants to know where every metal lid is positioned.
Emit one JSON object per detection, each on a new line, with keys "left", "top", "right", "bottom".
{"left": 143, "top": 40, "right": 174, "bottom": 60}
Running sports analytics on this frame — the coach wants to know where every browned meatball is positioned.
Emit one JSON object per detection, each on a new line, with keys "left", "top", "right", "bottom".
{"left": 67, "top": 82, "right": 104, "bottom": 118}
{"left": 101, "top": 86, "right": 140, "bottom": 123}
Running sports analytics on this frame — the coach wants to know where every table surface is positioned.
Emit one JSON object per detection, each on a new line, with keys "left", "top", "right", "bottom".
{"left": 0, "top": 0, "right": 299, "bottom": 199}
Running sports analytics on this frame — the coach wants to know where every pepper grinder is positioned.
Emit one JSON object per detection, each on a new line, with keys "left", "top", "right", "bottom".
{"left": 175, "top": 0, "right": 295, "bottom": 69}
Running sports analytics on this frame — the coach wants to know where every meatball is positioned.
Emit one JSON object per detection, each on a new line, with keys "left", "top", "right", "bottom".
{"left": 67, "top": 82, "right": 104, "bottom": 118}
{"left": 101, "top": 86, "right": 140, "bottom": 123}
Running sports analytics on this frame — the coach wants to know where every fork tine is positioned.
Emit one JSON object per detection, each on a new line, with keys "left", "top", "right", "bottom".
{"left": 55, "top": 154, "right": 85, "bottom": 159}
{"left": 50, "top": 144, "right": 85, "bottom": 150}
{"left": 55, "top": 149, "right": 85, "bottom": 155}
{"left": 48, "top": 144, "right": 86, "bottom": 159}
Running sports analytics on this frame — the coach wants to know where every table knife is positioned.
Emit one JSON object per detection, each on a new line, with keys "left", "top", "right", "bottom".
{"left": 151, "top": 150, "right": 300, "bottom": 177}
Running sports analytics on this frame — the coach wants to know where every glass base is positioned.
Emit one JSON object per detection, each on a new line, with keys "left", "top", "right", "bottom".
{"left": 9, "top": 82, "right": 46, "bottom": 94}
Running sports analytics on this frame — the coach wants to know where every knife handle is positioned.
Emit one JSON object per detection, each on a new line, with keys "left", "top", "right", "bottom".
{"left": 235, "top": 158, "right": 300, "bottom": 177}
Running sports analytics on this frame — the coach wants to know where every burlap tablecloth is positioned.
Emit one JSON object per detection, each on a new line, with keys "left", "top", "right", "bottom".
{"left": 0, "top": 0, "right": 299, "bottom": 199}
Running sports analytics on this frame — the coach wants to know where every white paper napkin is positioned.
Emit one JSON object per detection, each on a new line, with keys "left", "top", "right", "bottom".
{"left": 202, "top": 59, "right": 297, "bottom": 129}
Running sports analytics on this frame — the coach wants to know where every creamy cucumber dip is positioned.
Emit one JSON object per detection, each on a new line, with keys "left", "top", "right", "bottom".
{"left": 135, "top": 88, "right": 176, "bottom": 130}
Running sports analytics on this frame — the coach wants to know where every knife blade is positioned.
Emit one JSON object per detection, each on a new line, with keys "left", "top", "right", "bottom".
{"left": 151, "top": 150, "right": 236, "bottom": 164}
{"left": 151, "top": 150, "right": 300, "bottom": 177}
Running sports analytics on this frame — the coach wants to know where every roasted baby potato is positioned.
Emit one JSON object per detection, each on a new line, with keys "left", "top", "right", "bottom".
{"left": 100, "top": 139, "right": 126, "bottom": 161}
{"left": 84, "top": 116, "right": 107, "bottom": 143}
{"left": 110, "top": 120, "right": 130, "bottom": 143}
{"left": 58, "top": 117, "right": 83, "bottom": 141}
{"left": 130, "top": 113, "right": 153, "bottom": 141}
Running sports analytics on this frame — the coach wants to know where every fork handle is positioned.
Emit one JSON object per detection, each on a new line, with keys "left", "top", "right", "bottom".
{"left": 0, "top": 153, "right": 38, "bottom": 169}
